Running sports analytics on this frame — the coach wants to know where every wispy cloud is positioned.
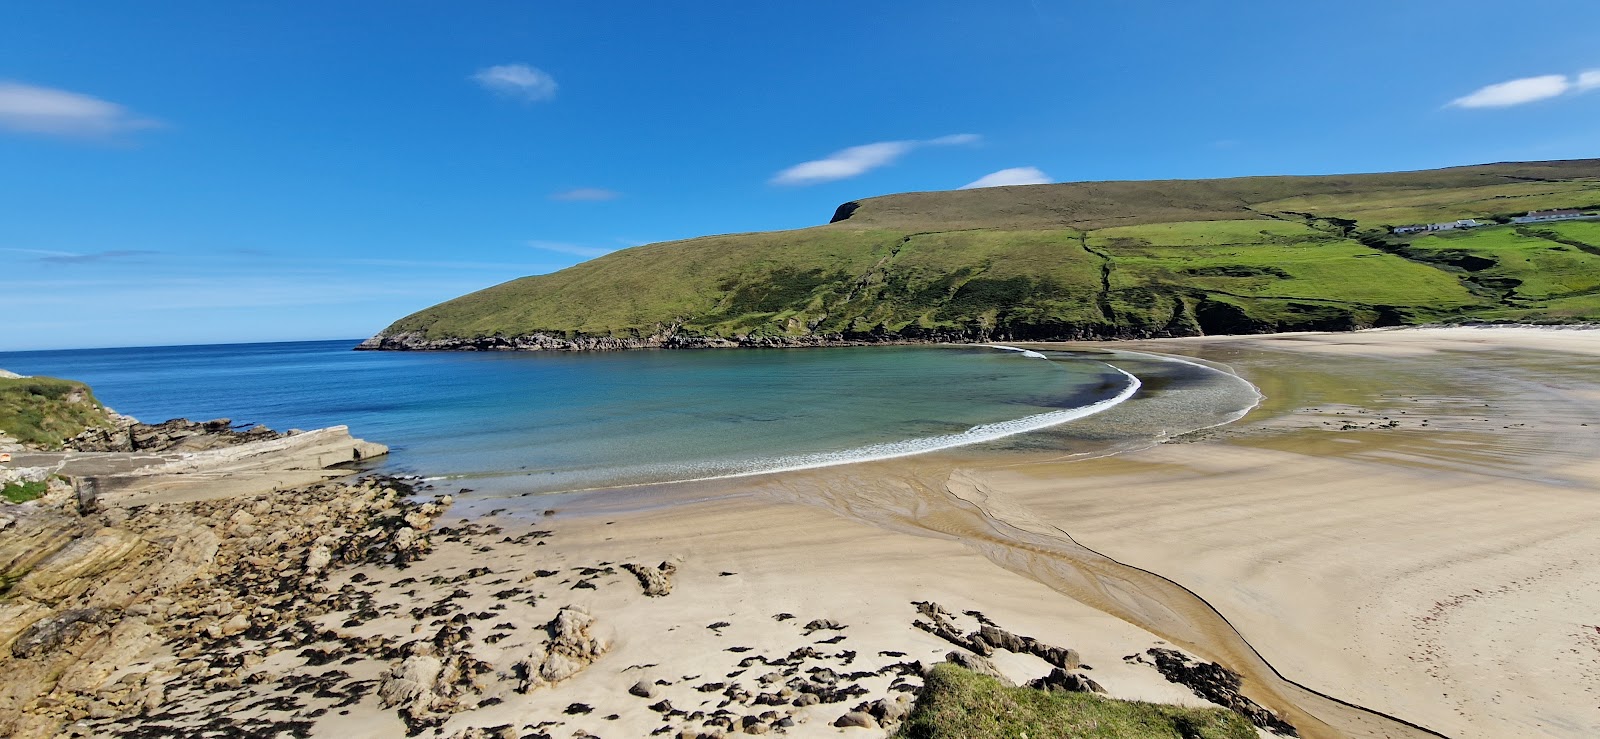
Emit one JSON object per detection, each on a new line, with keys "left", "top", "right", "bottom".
{"left": 339, "top": 257, "right": 556, "bottom": 271}
{"left": 3, "top": 247, "right": 159, "bottom": 264}
{"left": 528, "top": 240, "right": 615, "bottom": 259}
{"left": 38, "top": 249, "right": 159, "bottom": 264}
{"left": 960, "top": 167, "right": 1051, "bottom": 190}
{"left": 771, "top": 134, "right": 982, "bottom": 186}
{"left": 1449, "top": 70, "right": 1600, "bottom": 108}
{"left": 551, "top": 187, "right": 620, "bottom": 202}
{"left": 1, "top": 247, "right": 78, "bottom": 258}
{"left": 471, "top": 64, "right": 558, "bottom": 102}
{"left": 0, "top": 81, "right": 161, "bottom": 138}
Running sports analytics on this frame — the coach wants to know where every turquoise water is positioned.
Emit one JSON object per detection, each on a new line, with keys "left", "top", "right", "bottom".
{"left": 0, "top": 341, "right": 1149, "bottom": 493}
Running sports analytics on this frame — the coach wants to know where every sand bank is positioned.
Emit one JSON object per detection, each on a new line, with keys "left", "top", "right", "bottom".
{"left": 980, "top": 327, "right": 1600, "bottom": 738}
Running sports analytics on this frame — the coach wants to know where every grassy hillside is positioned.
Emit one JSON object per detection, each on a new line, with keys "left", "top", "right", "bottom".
{"left": 895, "top": 664, "right": 1256, "bottom": 739}
{"left": 367, "top": 159, "right": 1600, "bottom": 349}
{"left": 0, "top": 376, "right": 114, "bottom": 450}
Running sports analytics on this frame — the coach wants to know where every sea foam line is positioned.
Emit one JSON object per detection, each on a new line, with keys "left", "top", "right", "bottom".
{"left": 446, "top": 348, "right": 1144, "bottom": 493}
{"left": 690, "top": 362, "right": 1142, "bottom": 483}
{"left": 985, "top": 344, "right": 1049, "bottom": 359}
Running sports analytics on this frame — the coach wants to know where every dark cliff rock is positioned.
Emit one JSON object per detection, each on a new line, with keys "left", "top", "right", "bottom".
{"left": 355, "top": 322, "right": 1208, "bottom": 353}
{"left": 69, "top": 417, "right": 286, "bottom": 453}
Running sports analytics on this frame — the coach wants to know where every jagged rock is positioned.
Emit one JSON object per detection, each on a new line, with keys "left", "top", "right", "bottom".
{"left": 10, "top": 608, "right": 105, "bottom": 659}
{"left": 1028, "top": 667, "right": 1105, "bottom": 694}
{"left": 379, "top": 653, "right": 447, "bottom": 720}
{"left": 69, "top": 417, "right": 285, "bottom": 454}
{"left": 1145, "top": 648, "right": 1299, "bottom": 736}
{"left": 867, "top": 694, "right": 913, "bottom": 724}
{"left": 802, "top": 618, "right": 843, "bottom": 635}
{"left": 304, "top": 546, "right": 332, "bottom": 574}
{"left": 833, "top": 711, "right": 877, "bottom": 728}
{"left": 943, "top": 651, "right": 1011, "bottom": 685}
{"left": 622, "top": 560, "right": 678, "bottom": 597}
{"left": 515, "top": 606, "right": 610, "bottom": 692}
{"left": 978, "top": 624, "right": 1025, "bottom": 653}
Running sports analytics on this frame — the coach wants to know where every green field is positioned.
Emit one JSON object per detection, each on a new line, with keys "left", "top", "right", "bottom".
{"left": 895, "top": 664, "right": 1256, "bottom": 739}
{"left": 367, "top": 159, "right": 1600, "bottom": 349}
{"left": 1390, "top": 220, "right": 1600, "bottom": 320}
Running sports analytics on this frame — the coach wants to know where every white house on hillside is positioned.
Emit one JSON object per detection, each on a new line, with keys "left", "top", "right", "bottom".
{"left": 1392, "top": 219, "right": 1482, "bottom": 235}
{"left": 1513, "top": 209, "right": 1589, "bottom": 224}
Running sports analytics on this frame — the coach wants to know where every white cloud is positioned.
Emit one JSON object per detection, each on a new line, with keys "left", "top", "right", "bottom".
{"left": 527, "top": 240, "right": 615, "bottom": 258}
{"left": 472, "top": 64, "right": 558, "bottom": 102}
{"left": 770, "top": 134, "right": 981, "bottom": 186}
{"left": 1447, "top": 70, "right": 1600, "bottom": 108}
{"left": 0, "top": 81, "right": 160, "bottom": 138}
{"left": 960, "top": 167, "right": 1052, "bottom": 190}
{"left": 551, "top": 187, "right": 620, "bottom": 202}
{"left": 772, "top": 142, "right": 913, "bottom": 186}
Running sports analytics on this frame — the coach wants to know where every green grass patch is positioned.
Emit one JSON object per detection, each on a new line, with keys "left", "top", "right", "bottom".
{"left": 0, "top": 376, "right": 114, "bottom": 450}
{"left": 2, "top": 479, "right": 48, "bottom": 504}
{"left": 1254, "top": 180, "right": 1600, "bottom": 227}
{"left": 1091, "top": 220, "right": 1483, "bottom": 309}
{"left": 896, "top": 664, "right": 1257, "bottom": 739}
{"left": 1403, "top": 224, "right": 1600, "bottom": 301}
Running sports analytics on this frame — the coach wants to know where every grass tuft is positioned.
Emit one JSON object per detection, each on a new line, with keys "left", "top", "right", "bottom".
{"left": 896, "top": 664, "right": 1258, "bottom": 739}
{"left": 1, "top": 479, "right": 48, "bottom": 504}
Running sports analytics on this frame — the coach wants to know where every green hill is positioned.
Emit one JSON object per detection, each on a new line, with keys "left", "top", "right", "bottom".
{"left": 362, "top": 159, "right": 1600, "bottom": 350}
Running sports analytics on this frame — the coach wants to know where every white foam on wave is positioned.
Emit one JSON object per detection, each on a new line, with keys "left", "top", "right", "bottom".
{"left": 1110, "top": 349, "right": 1264, "bottom": 431}
{"left": 689, "top": 364, "right": 1142, "bottom": 483}
{"left": 985, "top": 344, "right": 1049, "bottom": 359}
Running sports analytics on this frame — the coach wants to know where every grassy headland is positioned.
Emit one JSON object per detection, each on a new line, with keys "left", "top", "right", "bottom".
{"left": 364, "top": 159, "right": 1600, "bottom": 349}
{"left": 0, "top": 376, "right": 113, "bottom": 449}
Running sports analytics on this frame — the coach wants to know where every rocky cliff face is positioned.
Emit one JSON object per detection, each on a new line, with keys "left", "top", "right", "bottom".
{"left": 356, "top": 321, "right": 1205, "bottom": 352}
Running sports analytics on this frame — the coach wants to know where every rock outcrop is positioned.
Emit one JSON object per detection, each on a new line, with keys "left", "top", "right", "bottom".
{"left": 0, "top": 476, "right": 449, "bottom": 739}
{"left": 514, "top": 606, "right": 611, "bottom": 693}
{"left": 621, "top": 560, "right": 677, "bottom": 597}
{"left": 912, "top": 600, "right": 1089, "bottom": 677}
{"left": 69, "top": 417, "right": 285, "bottom": 453}
{"left": 1142, "top": 647, "right": 1299, "bottom": 736}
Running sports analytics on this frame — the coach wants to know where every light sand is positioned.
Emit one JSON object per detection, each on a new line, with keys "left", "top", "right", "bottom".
{"left": 975, "top": 327, "right": 1600, "bottom": 738}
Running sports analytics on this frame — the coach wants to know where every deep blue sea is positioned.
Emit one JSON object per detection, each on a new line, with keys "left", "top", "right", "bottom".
{"left": 0, "top": 341, "right": 1161, "bottom": 493}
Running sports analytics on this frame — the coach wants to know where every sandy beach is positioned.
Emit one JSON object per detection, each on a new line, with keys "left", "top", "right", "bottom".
{"left": 5, "top": 326, "right": 1598, "bottom": 738}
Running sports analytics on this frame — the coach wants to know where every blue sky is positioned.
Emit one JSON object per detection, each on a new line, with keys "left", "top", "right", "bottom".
{"left": 3, "top": 1, "right": 1598, "bottom": 351}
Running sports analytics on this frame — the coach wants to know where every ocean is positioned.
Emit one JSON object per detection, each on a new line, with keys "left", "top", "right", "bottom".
{"left": 0, "top": 340, "right": 1253, "bottom": 495}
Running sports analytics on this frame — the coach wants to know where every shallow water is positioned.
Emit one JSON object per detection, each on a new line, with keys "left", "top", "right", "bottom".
{"left": 0, "top": 340, "right": 1253, "bottom": 494}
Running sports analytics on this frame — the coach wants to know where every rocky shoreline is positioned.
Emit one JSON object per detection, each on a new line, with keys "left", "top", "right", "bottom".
{"left": 354, "top": 326, "right": 1193, "bottom": 353}
{"left": 0, "top": 475, "right": 450, "bottom": 738}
